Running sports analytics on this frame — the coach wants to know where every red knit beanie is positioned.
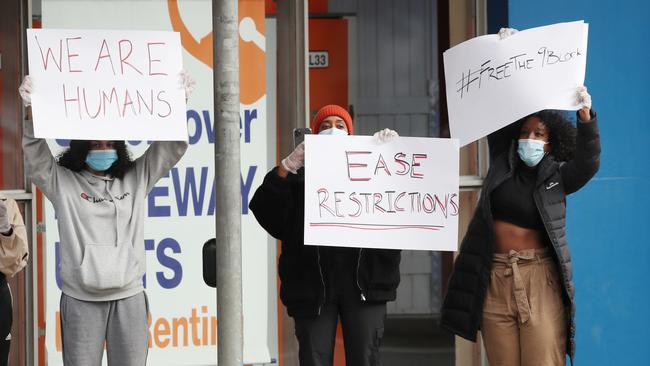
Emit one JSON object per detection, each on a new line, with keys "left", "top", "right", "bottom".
{"left": 311, "top": 104, "right": 354, "bottom": 135}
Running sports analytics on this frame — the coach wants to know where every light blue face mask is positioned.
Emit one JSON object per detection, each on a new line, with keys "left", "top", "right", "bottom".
{"left": 85, "top": 149, "right": 118, "bottom": 171}
{"left": 318, "top": 127, "right": 348, "bottom": 136}
{"left": 517, "top": 139, "right": 547, "bottom": 167}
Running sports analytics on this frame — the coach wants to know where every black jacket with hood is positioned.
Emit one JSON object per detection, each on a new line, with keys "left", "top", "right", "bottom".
{"left": 441, "top": 111, "right": 601, "bottom": 362}
{"left": 249, "top": 167, "right": 401, "bottom": 318}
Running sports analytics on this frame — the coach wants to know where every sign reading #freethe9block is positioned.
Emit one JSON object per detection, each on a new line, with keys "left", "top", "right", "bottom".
{"left": 27, "top": 28, "right": 187, "bottom": 141}
{"left": 443, "top": 20, "right": 589, "bottom": 146}
{"left": 304, "top": 135, "right": 460, "bottom": 251}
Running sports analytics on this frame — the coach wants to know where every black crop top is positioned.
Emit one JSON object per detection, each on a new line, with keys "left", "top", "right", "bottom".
{"left": 490, "top": 164, "right": 545, "bottom": 230}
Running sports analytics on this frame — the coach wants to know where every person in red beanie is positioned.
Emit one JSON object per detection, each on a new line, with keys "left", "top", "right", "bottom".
{"left": 250, "top": 105, "right": 399, "bottom": 366}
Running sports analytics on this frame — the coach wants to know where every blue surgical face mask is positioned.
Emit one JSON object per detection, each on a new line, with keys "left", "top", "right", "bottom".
{"left": 85, "top": 149, "right": 118, "bottom": 171}
{"left": 517, "top": 139, "right": 547, "bottom": 167}
{"left": 318, "top": 127, "right": 348, "bottom": 136}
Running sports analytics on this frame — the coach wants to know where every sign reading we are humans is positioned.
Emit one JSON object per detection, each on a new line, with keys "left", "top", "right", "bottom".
{"left": 26, "top": 28, "right": 187, "bottom": 141}
{"left": 304, "top": 135, "right": 460, "bottom": 251}
{"left": 444, "top": 21, "right": 589, "bottom": 146}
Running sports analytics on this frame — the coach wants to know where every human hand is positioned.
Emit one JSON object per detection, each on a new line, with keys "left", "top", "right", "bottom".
{"left": 498, "top": 27, "right": 519, "bottom": 40}
{"left": 0, "top": 200, "right": 11, "bottom": 235}
{"left": 373, "top": 128, "right": 399, "bottom": 143}
{"left": 577, "top": 86, "right": 592, "bottom": 121}
{"left": 179, "top": 70, "right": 196, "bottom": 102}
{"left": 18, "top": 75, "right": 33, "bottom": 107}
{"left": 281, "top": 142, "right": 305, "bottom": 174}
{"left": 577, "top": 86, "right": 591, "bottom": 109}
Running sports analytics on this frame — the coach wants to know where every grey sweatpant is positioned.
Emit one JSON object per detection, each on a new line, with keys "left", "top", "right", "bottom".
{"left": 60, "top": 291, "right": 149, "bottom": 366}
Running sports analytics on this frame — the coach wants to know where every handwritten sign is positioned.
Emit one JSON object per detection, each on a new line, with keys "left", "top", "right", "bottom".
{"left": 443, "top": 21, "right": 589, "bottom": 146}
{"left": 26, "top": 28, "right": 187, "bottom": 141}
{"left": 304, "top": 135, "right": 459, "bottom": 251}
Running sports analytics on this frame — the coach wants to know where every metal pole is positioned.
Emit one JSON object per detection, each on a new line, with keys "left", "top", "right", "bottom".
{"left": 213, "top": 0, "right": 243, "bottom": 365}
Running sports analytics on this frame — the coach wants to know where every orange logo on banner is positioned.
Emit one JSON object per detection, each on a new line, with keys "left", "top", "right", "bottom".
{"left": 167, "top": 0, "right": 266, "bottom": 104}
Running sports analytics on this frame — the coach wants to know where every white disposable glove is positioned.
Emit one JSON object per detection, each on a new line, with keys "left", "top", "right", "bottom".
{"left": 281, "top": 142, "right": 305, "bottom": 174}
{"left": 18, "top": 75, "right": 33, "bottom": 107}
{"left": 577, "top": 86, "right": 592, "bottom": 110}
{"left": 0, "top": 200, "right": 11, "bottom": 234}
{"left": 498, "top": 27, "right": 519, "bottom": 40}
{"left": 373, "top": 128, "right": 399, "bottom": 143}
{"left": 179, "top": 70, "right": 196, "bottom": 102}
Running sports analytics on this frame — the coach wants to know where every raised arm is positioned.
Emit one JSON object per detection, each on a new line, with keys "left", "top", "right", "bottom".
{"left": 249, "top": 140, "right": 307, "bottom": 239}
{"left": 560, "top": 87, "right": 601, "bottom": 194}
{"left": 249, "top": 167, "right": 300, "bottom": 241}
{"left": 136, "top": 140, "right": 189, "bottom": 193}
{"left": 136, "top": 70, "right": 194, "bottom": 192}
{"left": 19, "top": 77, "right": 60, "bottom": 199}
{"left": 487, "top": 120, "right": 521, "bottom": 162}
{"left": 22, "top": 114, "right": 59, "bottom": 200}
{"left": 485, "top": 28, "right": 524, "bottom": 162}
{"left": 561, "top": 109, "right": 601, "bottom": 194}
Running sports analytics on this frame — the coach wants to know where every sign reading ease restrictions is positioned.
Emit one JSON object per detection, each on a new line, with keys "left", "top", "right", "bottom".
{"left": 444, "top": 20, "right": 589, "bottom": 146}
{"left": 26, "top": 28, "right": 187, "bottom": 141}
{"left": 304, "top": 135, "right": 460, "bottom": 251}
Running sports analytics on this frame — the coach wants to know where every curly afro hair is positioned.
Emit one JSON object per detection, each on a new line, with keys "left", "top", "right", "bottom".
{"left": 518, "top": 110, "right": 577, "bottom": 162}
{"left": 57, "top": 140, "right": 135, "bottom": 179}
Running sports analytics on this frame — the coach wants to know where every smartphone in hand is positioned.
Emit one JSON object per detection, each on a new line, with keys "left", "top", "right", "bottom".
{"left": 293, "top": 127, "right": 311, "bottom": 148}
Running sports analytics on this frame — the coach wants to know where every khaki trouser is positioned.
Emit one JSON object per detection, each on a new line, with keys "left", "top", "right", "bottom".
{"left": 481, "top": 248, "right": 567, "bottom": 366}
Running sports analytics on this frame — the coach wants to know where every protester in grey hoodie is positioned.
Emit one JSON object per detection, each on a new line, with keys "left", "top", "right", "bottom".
{"left": 19, "top": 74, "right": 192, "bottom": 365}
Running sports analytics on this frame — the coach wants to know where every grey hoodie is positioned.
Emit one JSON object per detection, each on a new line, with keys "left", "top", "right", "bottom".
{"left": 23, "top": 121, "right": 188, "bottom": 301}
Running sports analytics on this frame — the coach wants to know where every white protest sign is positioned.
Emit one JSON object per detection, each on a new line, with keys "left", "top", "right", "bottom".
{"left": 443, "top": 20, "right": 589, "bottom": 146}
{"left": 27, "top": 28, "right": 187, "bottom": 141}
{"left": 304, "top": 135, "right": 459, "bottom": 251}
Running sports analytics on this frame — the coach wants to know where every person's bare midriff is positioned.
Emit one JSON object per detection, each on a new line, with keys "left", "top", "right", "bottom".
{"left": 493, "top": 220, "right": 546, "bottom": 253}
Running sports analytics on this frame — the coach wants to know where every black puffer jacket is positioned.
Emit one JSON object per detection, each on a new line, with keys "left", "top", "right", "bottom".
{"left": 441, "top": 112, "right": 601, "bottom": 362}
{"left": 249, "top": 167, "right": 401, "bottom": 318}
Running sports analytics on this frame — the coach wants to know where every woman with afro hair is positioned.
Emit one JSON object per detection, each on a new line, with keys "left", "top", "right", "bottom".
{"left": 18, "top": 73, "right": 192, "bottom": 366}
{"left": 441, "top": 82, "right": 601, "bottom": 366}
